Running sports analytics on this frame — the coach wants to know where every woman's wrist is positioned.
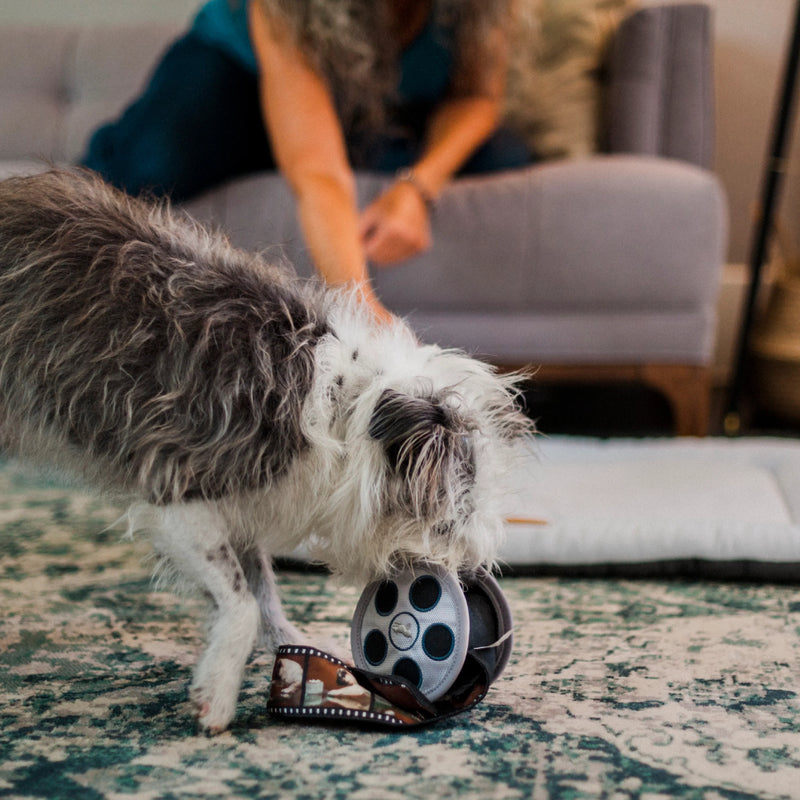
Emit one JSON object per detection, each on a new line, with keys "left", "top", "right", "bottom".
{"left": 394, "top": 167, "right": 437, "bottom": 210}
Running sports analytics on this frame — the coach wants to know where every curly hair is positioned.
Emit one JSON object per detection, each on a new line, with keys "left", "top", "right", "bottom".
{"left": 257, "top": 0, "right": 513, "bottom": 136}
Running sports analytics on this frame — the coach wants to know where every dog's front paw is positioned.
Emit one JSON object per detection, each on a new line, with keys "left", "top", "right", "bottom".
{"left": 189, "top": 682, "right": 237, "bottom": 735}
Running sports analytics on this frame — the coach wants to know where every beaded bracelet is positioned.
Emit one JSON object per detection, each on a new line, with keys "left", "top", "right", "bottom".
{"left": 395, "top": 167, "right": 436, "bottom": 210}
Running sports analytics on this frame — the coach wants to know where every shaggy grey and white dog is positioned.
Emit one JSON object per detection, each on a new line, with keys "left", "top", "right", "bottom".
{"left": 0, "top": 169, "right": 532, "bottom": 732}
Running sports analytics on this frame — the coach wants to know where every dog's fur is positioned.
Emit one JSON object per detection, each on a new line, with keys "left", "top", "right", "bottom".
{"left": 0, "top": 169, "right": 533, "bottom": 732}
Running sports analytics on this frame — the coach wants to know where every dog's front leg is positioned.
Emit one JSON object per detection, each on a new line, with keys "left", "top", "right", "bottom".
{"left": 153, "top": 502, "right": 259, "bottom": 734}
{"left": 241, "top": 547, "right": 309, "bottom": 652}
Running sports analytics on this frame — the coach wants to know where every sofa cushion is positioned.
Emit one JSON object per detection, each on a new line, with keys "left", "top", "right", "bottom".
{"left": 0, "top": 24, "right": 180, "bottom": 163}
{"left": 190, "top": 156, "right": 725, "bottom": 315}
{"left": 606, "top": 3, "right": 714, "bottom": 167}
{"left": 181, "top": 154, "right": 726, "bottom": 365}
{"left": 0, "top": 28, "right": 76, "bottom": 161}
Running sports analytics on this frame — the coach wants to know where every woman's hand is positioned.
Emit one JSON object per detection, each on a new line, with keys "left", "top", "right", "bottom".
{"left": 359, "top": 180, "right": 432, "bottom": 267}
{"left": 358, "top": 19, "right": 510, "bottom": 269}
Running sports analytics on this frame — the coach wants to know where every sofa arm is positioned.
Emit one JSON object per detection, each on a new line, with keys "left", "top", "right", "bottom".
{"left": 604, "top": 3, "right": 714, "bottom": 168}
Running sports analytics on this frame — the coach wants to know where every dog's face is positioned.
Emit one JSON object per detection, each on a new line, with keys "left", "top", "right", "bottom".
{"left": 300, "top": 307, "right": 533, "bottom": 583}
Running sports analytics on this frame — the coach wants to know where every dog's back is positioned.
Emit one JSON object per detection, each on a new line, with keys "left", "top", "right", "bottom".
{"left": 0, "top": 169, "right": 329, "bottom": 502}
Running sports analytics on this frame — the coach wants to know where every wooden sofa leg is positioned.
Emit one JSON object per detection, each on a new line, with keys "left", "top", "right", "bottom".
{"left": 640, "top": 364, "right": 711, "bottom": 437}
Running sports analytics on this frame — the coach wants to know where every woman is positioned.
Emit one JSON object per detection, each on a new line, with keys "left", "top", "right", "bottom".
{"left": 82, "top": 0, "right": 532, "bottom": 321}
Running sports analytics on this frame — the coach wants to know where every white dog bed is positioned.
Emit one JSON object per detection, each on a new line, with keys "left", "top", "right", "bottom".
{"left": 499, "top": 437, "right": 800, "bottom": 579}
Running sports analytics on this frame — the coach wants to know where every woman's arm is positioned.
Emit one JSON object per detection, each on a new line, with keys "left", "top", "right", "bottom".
{"left": 248, "top": 2, "right": 392, "bottom": 321}
{"left": 361, "top": 26, "right": 509, "bottom": 266}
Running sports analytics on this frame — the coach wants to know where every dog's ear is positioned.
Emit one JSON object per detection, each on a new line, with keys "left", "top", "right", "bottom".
{"left": 368, "top": 388, "right": 474, "bottom": 518}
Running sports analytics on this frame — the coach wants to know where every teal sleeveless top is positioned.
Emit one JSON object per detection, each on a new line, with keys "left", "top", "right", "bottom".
{"left": 191, "top": 0, "right": 455, "bottom": 106}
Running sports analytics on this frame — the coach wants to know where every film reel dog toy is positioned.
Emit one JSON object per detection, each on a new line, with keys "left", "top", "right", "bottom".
{"left": 352, "top": 565, "right": 513, "bottom": 700}
{"left": 269, "top": 566, "right": 513, "bottom": 727}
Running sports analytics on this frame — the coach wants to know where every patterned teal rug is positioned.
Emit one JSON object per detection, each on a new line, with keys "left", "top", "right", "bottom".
{"left": 1, "top": 459, "right": 799, "bottom": 799}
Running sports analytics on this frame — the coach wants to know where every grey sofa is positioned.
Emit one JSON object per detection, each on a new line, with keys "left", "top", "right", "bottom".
{"left": 0, "top": 3, "right": 727, "bottom": 435}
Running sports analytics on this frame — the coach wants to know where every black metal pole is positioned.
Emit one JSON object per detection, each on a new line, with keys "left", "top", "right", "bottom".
{"left": 725, "top": 0, "right": 800, "bottom": 434}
